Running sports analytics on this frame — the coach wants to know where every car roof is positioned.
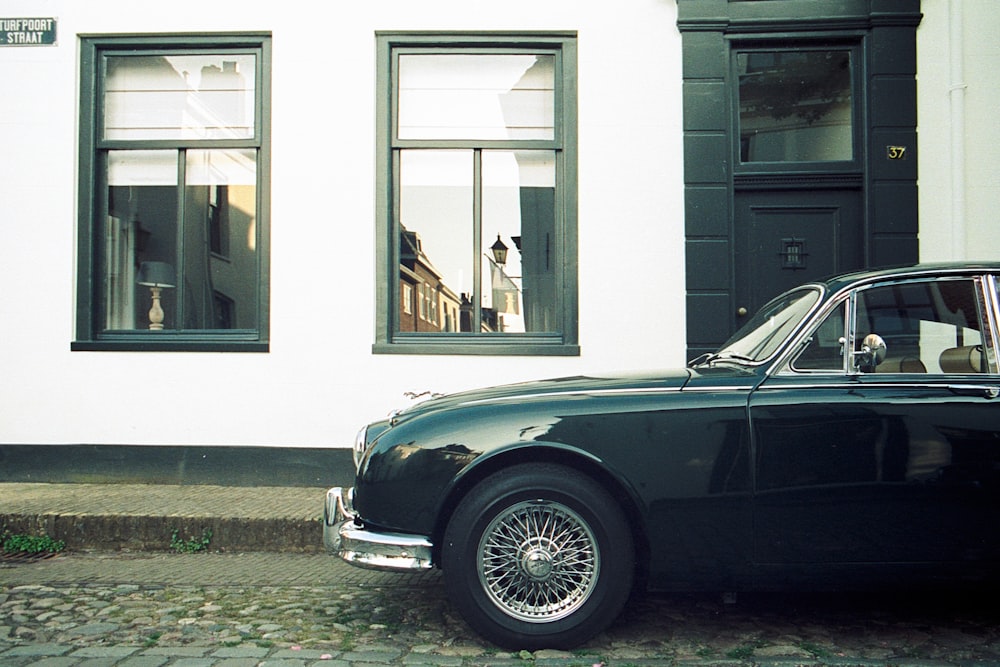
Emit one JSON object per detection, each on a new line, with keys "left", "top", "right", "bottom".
{"left": 815, "top": 262, "right": 1000, "bottom": 295}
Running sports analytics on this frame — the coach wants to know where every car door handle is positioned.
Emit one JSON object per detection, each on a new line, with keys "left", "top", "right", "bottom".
{"left": 948, "top": 384, "right": 1000, "bottom": 399}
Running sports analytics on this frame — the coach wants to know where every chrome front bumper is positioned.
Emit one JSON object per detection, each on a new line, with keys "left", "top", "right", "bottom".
{"left": 323, "top": 487, "right": 434, "bottom": 572}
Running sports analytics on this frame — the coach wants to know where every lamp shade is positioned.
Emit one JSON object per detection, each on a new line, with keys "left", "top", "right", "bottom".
{"left": 490, "top": 235, "right": 508, "bottom": 265}
{"left": 136, "top": 261, "right": 176, "bottom": 288}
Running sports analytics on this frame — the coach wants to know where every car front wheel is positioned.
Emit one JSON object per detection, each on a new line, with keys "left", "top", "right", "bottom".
{"left": 442, "top": 463, "right": 635, "bottom": 650}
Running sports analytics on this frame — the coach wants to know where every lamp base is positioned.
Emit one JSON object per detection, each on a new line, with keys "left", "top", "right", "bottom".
{"left": 148, "top": 286, "right": 165, "bottom": 330}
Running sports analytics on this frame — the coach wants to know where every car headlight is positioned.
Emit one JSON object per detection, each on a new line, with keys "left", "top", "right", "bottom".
{"left": 353, "top": 425, "right": 368, "bottom": 471}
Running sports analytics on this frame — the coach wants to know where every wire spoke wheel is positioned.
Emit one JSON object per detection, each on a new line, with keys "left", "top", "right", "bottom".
{"left": 443, "top": 463, "right": 634, "bottom": 649}
{"left": 478, "top": 500, "right": 599, "bottom": 623}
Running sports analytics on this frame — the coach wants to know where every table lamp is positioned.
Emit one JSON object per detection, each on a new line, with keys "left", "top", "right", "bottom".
{"left": 136, "top": 261, "right": 176, "bottom": 330}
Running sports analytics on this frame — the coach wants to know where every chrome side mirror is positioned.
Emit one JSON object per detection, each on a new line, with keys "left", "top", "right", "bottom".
{"left": 855, "top": 333, "right": 887, "bottom": 373}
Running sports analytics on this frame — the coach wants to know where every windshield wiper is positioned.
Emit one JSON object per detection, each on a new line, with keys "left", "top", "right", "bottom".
{"left": 688, "top": 351, "right": 755, "bottom": 367}
{"left": 687, "top": 352, "right": 713, "bottom": 367}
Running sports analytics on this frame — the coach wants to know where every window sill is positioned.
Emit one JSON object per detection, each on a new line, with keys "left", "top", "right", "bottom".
{"left": 374, "top": 337, "right": 579, "bottom": 356}
{"left": 72, "top": 338, "right": 268, "bottom": 353}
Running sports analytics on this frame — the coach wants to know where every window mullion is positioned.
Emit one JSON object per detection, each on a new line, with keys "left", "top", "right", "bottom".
{"left": 472, "top": 149, "right": 483, "bottom": 334}
{"left": 94, "top": 151, "right": 110, "bottom": 336}
{"left": 389, "top": 149, "right": 402, "bottom": 336}
{"left": 175, "top": 149, "right": 187, "bottom": 331}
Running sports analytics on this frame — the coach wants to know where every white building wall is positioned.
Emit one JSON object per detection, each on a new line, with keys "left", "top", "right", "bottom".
{"left": 0, "top": 0, "right": 685, "bottom": 449}
{"left": 917, "top": 0, "right": 1000, "bottom": 261}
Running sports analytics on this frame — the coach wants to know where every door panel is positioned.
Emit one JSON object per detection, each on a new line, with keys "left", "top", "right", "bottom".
{"left": 735, "top": 189, "right": 862, "bottom": 319}
{"left": 751, "top": 381, "right": 1000, "bottom": 566}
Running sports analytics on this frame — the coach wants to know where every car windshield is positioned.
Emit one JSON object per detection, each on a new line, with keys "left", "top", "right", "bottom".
{"left": 713, "top": 287, "right": 822, "bottom": 363}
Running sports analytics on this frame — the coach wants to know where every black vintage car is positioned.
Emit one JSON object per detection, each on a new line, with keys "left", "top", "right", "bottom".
{"left": 325, "top": 263, "right": 1000, "bottom": 649}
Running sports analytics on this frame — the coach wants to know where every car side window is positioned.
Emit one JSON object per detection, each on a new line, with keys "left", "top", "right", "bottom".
{"left": 856, "top": 279, "right": 986, "bottom": 374}
{"left": 792, "top": 302, "right": 847, "bottom": 371}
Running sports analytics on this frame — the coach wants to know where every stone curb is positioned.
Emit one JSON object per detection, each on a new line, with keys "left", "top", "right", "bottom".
{"left": 0, "top": 483, "right": 325, "bottom": 553}
{"left": 0, "top": 511, "right": 322, "bottom": 553}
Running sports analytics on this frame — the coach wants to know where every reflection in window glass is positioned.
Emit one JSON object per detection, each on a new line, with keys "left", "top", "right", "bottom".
{"left": 482, "top": 151, "right": 556, "bottom": 333}
{"left": 185, "top": 150, "right": 258, "bottom": 330}
{"left": 398, "top": 151, "right": 473, "bottom": 333}
{"left": 105, "top": 150, "right": 178, "bottom": 331}
{"left": 103, "top": 54, "right": 256, "bottom": 141}
{"left": 398, "top": 54, "right": 554, "bottom": 140}
{"left": 397, "top": 150, "right": 558, "bottom": 335}
{"left": 738, "top": 50, "right": 853, "bottom": 163}
{"left": 104, "top": 149, "right": 258, "bottom": 332}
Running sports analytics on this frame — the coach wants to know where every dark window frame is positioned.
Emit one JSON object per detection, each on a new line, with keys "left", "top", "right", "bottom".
{"left": 374, "top": 31, "right": 579, "bottom": 356}
{"left": 731, "top": 39, "right": 865, "bottom": 175}
{"left": 73, "top": 33, "right": 271, "bottom": 352}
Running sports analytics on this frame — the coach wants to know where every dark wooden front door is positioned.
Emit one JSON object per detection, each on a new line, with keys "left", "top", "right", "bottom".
{"left": 734, "top": 188, "right": 863, "bottom": 320}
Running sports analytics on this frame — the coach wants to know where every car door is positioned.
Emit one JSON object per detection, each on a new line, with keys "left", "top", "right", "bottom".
{"left": 749, "top": 274, "right": 1000, "bottom": 583}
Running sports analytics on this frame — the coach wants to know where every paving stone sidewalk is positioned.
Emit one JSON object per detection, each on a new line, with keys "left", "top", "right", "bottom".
{"left": 3, "top": 551, "right": 1000, "bottom": 667}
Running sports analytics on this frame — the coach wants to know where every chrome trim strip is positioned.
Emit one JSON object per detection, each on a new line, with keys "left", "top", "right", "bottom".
{"left": 756, "top": 381, "right": 1000, "bottom": 392}
{"left": 980, "top": 274, "right": 1000, "bottom": 373}
{"left": 458, "top": 385, "right": 684, "bottom": 406}
{"left": 679, "top": 385, "right": 754, "bottom": 393}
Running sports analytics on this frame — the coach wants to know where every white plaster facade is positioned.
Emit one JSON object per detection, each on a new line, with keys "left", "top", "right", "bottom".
{"left": 917, "top": 0, "right": 1000, "bottom": 262}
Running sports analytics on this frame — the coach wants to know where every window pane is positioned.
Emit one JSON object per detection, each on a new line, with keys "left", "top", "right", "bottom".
{"left": 793, "top": 302, "right": 846, "bottom": 371}
{"left": 104, "top": 53, "right": 255, "bottom": 140}
{"left": 857, "top": 280, "right": 985, "bottom": 373}
{"left": 482, "top": 151, "right": 557, "bottom": 333}
{"left": 398, "top": 150, "right": 473, "bottom": 333}
{"left": 738, "top": 50, "right": 853, "bottom": 163}
{"left": 398, "top": 54, "right": 554, "bottom": 140}
{"left": 184, "top": 150, "right": 258, "bottom": 329}
{"left": 105, "top": 150, "right": 179, "bottom": 330}
{"left": 104, "top": 149, "right": 258, "bottom": 332}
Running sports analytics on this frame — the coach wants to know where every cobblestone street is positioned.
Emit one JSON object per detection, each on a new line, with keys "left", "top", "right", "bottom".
{"left": 2, "top": 551, "right": 999, "bottom": 666}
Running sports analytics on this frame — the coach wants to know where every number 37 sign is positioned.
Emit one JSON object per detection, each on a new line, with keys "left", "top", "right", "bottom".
{"left": 886, "top": 145, "right": 908, "bottom": 160}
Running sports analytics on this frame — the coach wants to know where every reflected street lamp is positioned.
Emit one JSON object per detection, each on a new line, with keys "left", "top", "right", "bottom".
{"left": 490, "top": 235, "right": 508, "bottom": 266}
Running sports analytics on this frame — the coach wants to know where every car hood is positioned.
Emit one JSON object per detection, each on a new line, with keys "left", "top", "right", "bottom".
{"left": 389, "top": 365, "right": 759, "bottom": 425}
{"left": 392, "top": 371, "right": 688, "bottom": 422}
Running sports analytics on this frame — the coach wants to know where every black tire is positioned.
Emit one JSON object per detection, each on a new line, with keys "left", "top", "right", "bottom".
{"left": 442, "top": 463, "right": 635, "bottom": 650}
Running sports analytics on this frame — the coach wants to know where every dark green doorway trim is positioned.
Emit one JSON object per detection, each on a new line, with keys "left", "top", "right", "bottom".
{"left": 679, "top": 1, "right": 922, "bottom": 361}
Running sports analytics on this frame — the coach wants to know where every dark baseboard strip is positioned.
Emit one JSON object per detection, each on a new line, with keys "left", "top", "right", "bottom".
{"left": 0, "top": 444, "right": 354, "bottom": 488}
